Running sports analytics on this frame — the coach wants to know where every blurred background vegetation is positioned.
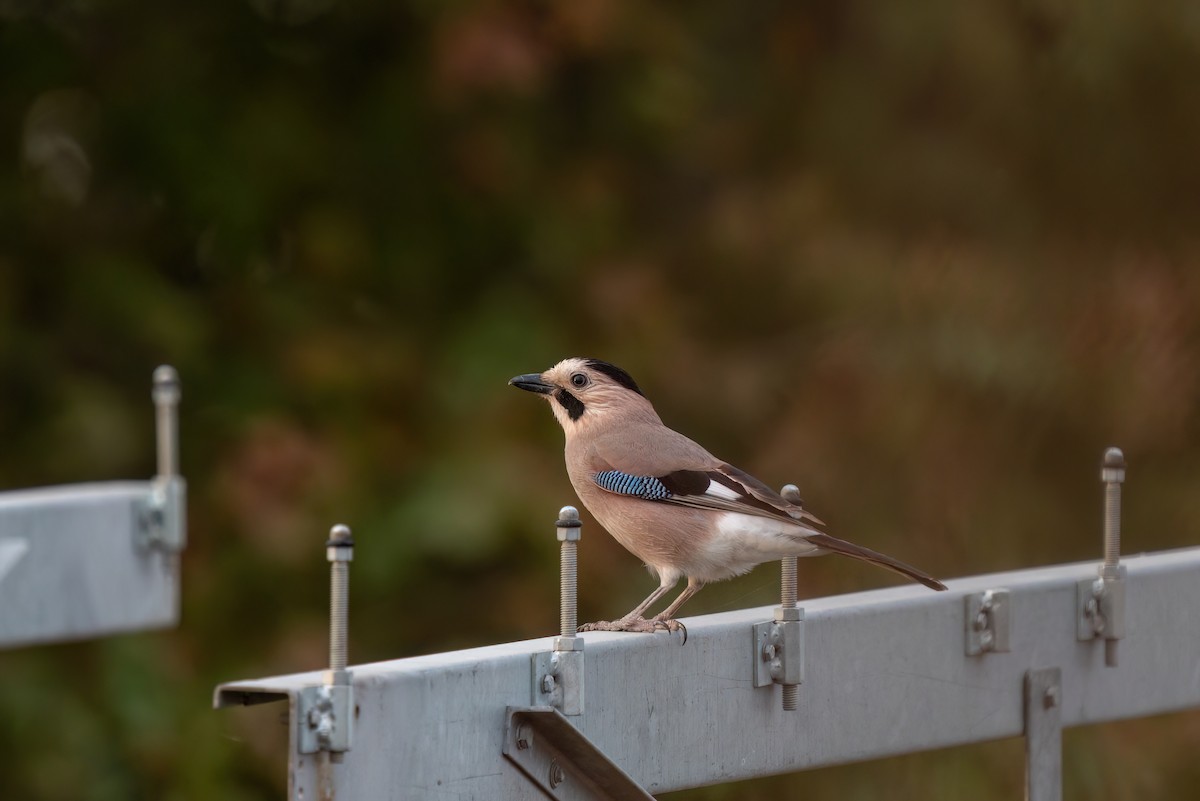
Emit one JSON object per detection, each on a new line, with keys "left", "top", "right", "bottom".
{"left": 2, "top": 0, "right": 1199, "bottom": 798}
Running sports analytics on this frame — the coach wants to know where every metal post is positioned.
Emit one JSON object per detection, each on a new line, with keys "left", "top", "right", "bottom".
{"left": 152, "top": 365, "right": 180, "bottom": 478}
{"left": 1100, "top": 448, "right": 1125, "bottom": 667}
{"left": 557, "top": 507, "right": 581, "bottom": 643}
{"left": 779, "top": 485, "right": 802, "bottom": 712}
{"left": 753, "top": 486, "right": 805, "bottom": 709}
{"left": 139, "top": 366, "right": 186, "bottom": 554}
{"left": 544, "top": 506, "right": 584, "bottom": 715}
{"left": 1024, "top": 667, "right": 1063, "bottom": 801}
{"left": 327, "top": 525, "right": 353, "bottom": 675}
{"left": 1080, "top": 448, "right": 1127, "bottom": 666}
{"left": 317, "top": 524, "right": 354, "bottom": 761}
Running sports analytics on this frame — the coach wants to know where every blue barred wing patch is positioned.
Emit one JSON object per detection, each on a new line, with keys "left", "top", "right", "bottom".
{"left": 594, "top": 470, "right": 672, "bottom": 500}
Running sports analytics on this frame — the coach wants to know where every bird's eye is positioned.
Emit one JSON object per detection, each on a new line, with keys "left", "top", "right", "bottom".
{"left": 570, "top": 373, "right": 589, "bottom": 388}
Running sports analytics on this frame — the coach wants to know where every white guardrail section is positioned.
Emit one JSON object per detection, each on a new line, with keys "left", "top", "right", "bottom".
{"left": 0, "top": 366, "right": 185, "bottom": 650}
{"left": 216, "top": 545, "right": 1200, "bottom": 800}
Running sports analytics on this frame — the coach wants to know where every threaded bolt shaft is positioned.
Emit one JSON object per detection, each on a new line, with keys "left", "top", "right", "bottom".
{"left": 1101, "top": 448, "right": 1125, "bottom": 576}
{"left": 780, "top": 484, "right": 803, "bottom": 611}
{"left": 781, "top": 557, "right": 798, "bottom": 609}
{"left": 561, "top": 540, "right": 577, "bottom": 637}
{"left": 556, "top": 507, "right": 582, "bottom": 638}
{"left": 331, "top": 562, "right": 348, "bottom": 671}
{"left": 152, "top": 365, "right": 180, "bottom": 478}
{"left": 1104, "top": 484, "right": 1121, "bottom": 568}
{"left": 326, "top": 524, "right": 354, "bottom": 674}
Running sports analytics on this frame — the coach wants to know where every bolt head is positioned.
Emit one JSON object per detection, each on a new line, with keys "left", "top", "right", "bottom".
{"left": 548, "top": 760, "right": 565, "bottom": 789}
{"left": 152, "top": 365, "right": 181, "bottom": 403}
{"left": 1101, "top": 447, "right": 1126, "bottom": 482}
{"left": 540, "top": 674, "right": 556, "bottom": 694}
{"left": 774, "top": 607, "right": 803, "bottom": 623}
{"left": 1043, "top": 685, "right": 1060, "bottom": 709}
{"left": 515, "top": 723, "right": 531, "bottom": 750}
{"left": 556, "top": 506, "right": 582, "bottom": 539}
{"left": 327, "top": 545, "right": 354, "bottom": 562}
{"left": 325, "top": 669, "right": 351, "bottom": 687}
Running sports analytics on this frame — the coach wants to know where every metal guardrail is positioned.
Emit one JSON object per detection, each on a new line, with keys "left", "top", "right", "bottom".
{"left": 0, "top": 367, "right": 186, "bottom": 649}
{"left": 215, "top": 547, "right": 1200, "bottom": 799}
{"left": 215, "top": 450, "right": 1200, "bottom": 801}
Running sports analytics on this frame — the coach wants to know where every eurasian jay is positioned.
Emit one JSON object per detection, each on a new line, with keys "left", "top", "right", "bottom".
{"left": 510, "top": 357, "right": 947, "bottom": 635}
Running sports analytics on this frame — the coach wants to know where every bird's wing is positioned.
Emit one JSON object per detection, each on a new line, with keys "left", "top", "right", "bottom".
{"left": 586, "top": 424, "right": 825, "bottom": 527}
{"left": 590, "top": 462, "right": 825, "bottom": 528}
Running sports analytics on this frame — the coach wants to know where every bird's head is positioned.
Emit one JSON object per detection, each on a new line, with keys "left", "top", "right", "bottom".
{"left": 509, "top": 357, "right": 657, "bottom": 432}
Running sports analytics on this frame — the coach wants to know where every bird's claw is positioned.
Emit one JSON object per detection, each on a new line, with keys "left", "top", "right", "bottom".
{"left": 578, "top": 616, "right": 687, "bottom": 643}
{"left": 651, "top": 616, "right": 688, "bottom": 644}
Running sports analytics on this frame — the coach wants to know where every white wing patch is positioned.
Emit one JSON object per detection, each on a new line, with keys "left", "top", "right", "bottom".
{"left": 704, "top": 480, "right": 742, "bottom": 501}
{"left": 678, "top": 513, "right": 822, "bottom": 582}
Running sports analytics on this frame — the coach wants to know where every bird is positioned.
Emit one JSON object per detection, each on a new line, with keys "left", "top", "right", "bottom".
{"left": 509, "top": 357, "right": 947, "bottom": 637}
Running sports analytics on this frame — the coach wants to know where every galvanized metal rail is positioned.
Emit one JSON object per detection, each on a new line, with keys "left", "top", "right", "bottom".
{"left": 215, "top": 449, "right": 1200, "bottom": 800}
{"left": 0, "top": 366, "right": 186, "bottom": 649}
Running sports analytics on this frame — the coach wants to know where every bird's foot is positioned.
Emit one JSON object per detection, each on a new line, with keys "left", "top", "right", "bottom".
{"left": 578, "top": 616, "right": 687, "bottom": 644}
{"left": 578, "top": 617, "right": 659, "bottom": 633}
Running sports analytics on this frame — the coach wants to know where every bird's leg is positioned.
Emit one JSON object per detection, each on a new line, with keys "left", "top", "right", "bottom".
{"left": 649, "top": 578, "right": 703, "bottom": 641}
{"left": 578, "top": 579, "right": 677, "bottom": 634}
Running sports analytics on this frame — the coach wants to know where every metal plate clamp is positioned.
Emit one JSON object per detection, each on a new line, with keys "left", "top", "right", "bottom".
{"left": 135, "top": 477, "right": 187, "bottom": 553}
{"left": 533, "top": 647, "right": 584, "bottom": 717}
{"left": 752, "top": 607, "right": 805, "bottom": 695}
{"left": 297, "top": 682, "right": 353, "bottom": 756}
{"left": 965, "top": 588, "right": 1010, "bottom": 656}
{"left": 503, "top": 706, "right": 654, "bottom": 800}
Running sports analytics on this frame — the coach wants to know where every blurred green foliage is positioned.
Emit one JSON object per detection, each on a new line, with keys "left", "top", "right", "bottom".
{"left": 2, "top": 0, "right": 1199, "bottom": 798}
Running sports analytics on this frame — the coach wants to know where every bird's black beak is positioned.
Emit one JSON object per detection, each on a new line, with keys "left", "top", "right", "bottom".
{"left": 509, "top": 373, "right": 555, "bottom": 395}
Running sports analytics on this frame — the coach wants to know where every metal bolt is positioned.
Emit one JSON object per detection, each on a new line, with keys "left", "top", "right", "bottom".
{"left": 778, "top": 484, "right": 802, "bottom": 711}
{"left": 152, "top": 365, "right": 180, "bottom": 477}
{"left": 779, "top": 485, "right": 802, "bottom": 611}
{"left": 548, "top": 760, "right": 565, "bottom": 789}
{"left": 1043, "top": 685, "right": 1059, "bottom": 709}
{"left": 1101, "top": 448, "right": 1125, "bottom": 577}
{"left": 1100, "top": 448, "right": 1126, "bottom": 668}
{"left": 327, "top": 524, "right": 354, "bottom": 674}
{"left": 515, "top": 724, "right": 531, "bottom": 750}
{"left": 541, "top": 674, "right": 556, "bottom": 694}
{"left": 556, "top": 507, "right": 582, "bottom": 638}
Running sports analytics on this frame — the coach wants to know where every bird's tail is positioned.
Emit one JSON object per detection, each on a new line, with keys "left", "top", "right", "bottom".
{"left": 804, "top": 533, "right": 947, "bottom": 591}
